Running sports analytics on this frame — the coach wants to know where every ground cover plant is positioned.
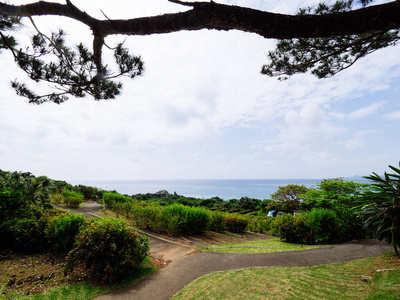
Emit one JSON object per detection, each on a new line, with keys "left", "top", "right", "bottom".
{"left": 171, "top": 252, "right": 400, "bottom": 300}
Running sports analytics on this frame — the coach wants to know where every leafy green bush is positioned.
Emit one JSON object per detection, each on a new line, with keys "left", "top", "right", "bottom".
{"left": 75, "top": 184, "right": 103, "bottom": 199}
{"left": 0, "top": 205, "right": 61, "bottom": 252}
{"left": 61, "top": 189, "right": 85, "bottom": 208}
{"left": 50, "top": 193, "right": 64, "bottom": 203}
{"left": 65, "top": 218, "right": 149, "bottom": 283}
{"left": 355, "top": 162, "right": 400, "bottom": 256}
{"left": 276, "top": 213, "right": 313, "bottom": 244}
{"left": 305, "top": 208, "right": 341, "bottom": 244}
{"left": 131, "top": 203, "right": 166, "bottom": 233}
{"left": 164, "top": 204, "right": 210, "bottom": 235}
{"left": 208, "top": 212, "right": 226, "bottom": 232}
{"left": 247, "top": 215, "right": 271, "bottom": 233}
{"left": 102, "top": 192, "right": 133, "bottom": 209}
{"left": 333, "top": 205, "right": 364, "bottom": 241}
{"left": 223, "top": 213, "right": 248, "bottom": 233}
{"left": 2, "top": 216, "right": 47, "bottom": 251}
{"left": 45, "top": 212, "right": 86, "bottom": 253}
{"left": 276, "top": 210, "right": 342, "bottom": 244}
{"left": 0, "top": 188, "right": 30, "bottom": 220}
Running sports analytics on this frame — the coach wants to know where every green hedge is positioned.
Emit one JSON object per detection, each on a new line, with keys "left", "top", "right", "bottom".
{"left": 223, "top": 213, "right": 248, "bottom": 233}
{"left": 61, "top": 189, "right": 85, "bottom": 208}
{"left": 276, "top": 213, "right": 313, "bottom": 244}
{"left": 164, "top": 204, "right": 211, "bottom": 235}
{"left": 45, "top": 212, "right": 86, "bottom": 253}
{"left": 102, "top": 192, "right": 133, "bottom": 208}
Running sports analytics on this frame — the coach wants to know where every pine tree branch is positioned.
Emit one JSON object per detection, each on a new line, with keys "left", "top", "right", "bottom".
{"left": 0, "top": 1, "right": 399, "bottom": 39}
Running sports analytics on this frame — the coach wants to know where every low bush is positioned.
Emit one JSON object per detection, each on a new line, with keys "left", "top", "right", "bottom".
{"left": 102, "top": 192, "right": 133, "bottom": 209}
{"left": 223, "top": 213, "right": 248, "bottom": 233}
{"left": 50, "top": 193, "right": 64, "bottom": 203}
{"left": 0, "top": 205, "right": 62, "bottom": 252}
{"left": 276, "top": 213, "right": 313, "bottom": 244}
{"left": 208, "top": 212, "right": 225, "bottom": 232}
{"left": 247, "top": 216, "right": 271, "bottom": 233}
{"left": 61, "top": 189, "right": 85, "bottom": 208}
{"left": 305, "top": 208, "right": 341, "bottom": 244}
{"left": 65, "top": 218, "right": 149, "bottom": 283}
{"left": 45, "top": 212, "right": 86, "bottom": 253}
{"left": 333, "top": 205, "right": 365, "bottom": 241}
{"left": 131, "top": 203, "right": 166, "bottom": 233}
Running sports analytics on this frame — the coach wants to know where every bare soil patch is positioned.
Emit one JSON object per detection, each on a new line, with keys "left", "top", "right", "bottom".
{"left": 0, "top": 251, "right": 88, "bottom": 297}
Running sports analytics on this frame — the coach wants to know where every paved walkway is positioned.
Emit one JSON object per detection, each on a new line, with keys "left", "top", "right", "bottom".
{"left": 57, "top": 203, "right": 393, "bottom": 300}
{"left": 96, "top": 239, "right": 392, "bottom": 300}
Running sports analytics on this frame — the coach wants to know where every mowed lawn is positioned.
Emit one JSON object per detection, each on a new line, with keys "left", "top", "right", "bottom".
{"left": 172, "top": 252, "right": 400, "bottom": 299}
{"left": 201, "top": 237, "right": 327, "bottom": 254}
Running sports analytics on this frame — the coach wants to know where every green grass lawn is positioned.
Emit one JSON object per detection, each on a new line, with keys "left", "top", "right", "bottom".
{"left": 171, "top": 252, "right": 400, "bottom": 299}
{"left": 201, "top": 237, "right": 327, "bottom": 254}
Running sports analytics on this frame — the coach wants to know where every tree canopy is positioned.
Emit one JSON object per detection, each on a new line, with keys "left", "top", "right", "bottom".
{"left": 0, "top": 0, "right": 399, "bottom": 103}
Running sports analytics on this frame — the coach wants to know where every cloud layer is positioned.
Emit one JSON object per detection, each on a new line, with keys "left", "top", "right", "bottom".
{"left": 1, "top": 0, "right": 400, "bottom": 181}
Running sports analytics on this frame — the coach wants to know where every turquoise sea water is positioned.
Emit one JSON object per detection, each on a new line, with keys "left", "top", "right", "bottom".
{"left": 71, "top": 178, "right": 370, "bottom": 200}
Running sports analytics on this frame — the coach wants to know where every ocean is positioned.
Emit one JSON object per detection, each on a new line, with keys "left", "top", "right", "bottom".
{"left": 69, "top": 178, "right": 371, "bottom": 200}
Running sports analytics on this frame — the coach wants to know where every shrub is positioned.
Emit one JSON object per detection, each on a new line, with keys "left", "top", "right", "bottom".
{"left": 333, "top": 205, "right": 364, "bottom": 241}
{"left": 208, "top": 212, "right": 225, "bottom": 232}
{"left": 61, "top": 189, "right": 85, "bottom": 208}
{"left": 131, "top": 203, "right": 166, "bottom": 233}
{"left": 102, "top": 192, "right": 133, "bottom": 209}
{"left": 0, "top": 188, "right": 30, "bottom": 220}
{"left": 0, "top": 205, "right": 59, "bottom": 252}
{"left": 305, "top": 208, "right": 341, "bottom": 244}
{"left": 164, "top": 204, "right": 210, "bottom": 235}
{"left": 45, "top": 212, "right": 86, "bottom": 253}
{"left": 276, "top": 213, "right": 313, "bottom": 244}
{"left": 247, "top": 215, "right": 270, "bottom": 233}
{"left": 65, "top": 218, "right": 149, "bottom": 283}
{"left": 2, "top": 216, "right": 48, "bottom": 251}
{"left": 50, "top": 193, "right": 64, "bottom": 203}
{"left": 75, "top": 185, "right": 103, "bottom": 199}
{"left": 223, "top": 213, "right": 248, "bottom": 233}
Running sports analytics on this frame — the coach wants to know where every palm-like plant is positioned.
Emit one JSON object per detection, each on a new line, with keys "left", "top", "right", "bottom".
{"left": 356, "top": 163, "right": 400, "bottom": 256}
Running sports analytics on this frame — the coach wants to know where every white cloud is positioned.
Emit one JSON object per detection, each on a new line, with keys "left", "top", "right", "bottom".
{"left": 1, "top": 1, "right": 400, "bottom": 181}
{"left": 279, "top": 102, "right": 346, "bottom": 142}
{"left": 330, "top": 101, "right": 386, "bottom": 120}
{"left": 384, "top": 110, "right": 400, "bottom": 120}
{"left": 337, "top": 130, "right": 377, "bottom": 150}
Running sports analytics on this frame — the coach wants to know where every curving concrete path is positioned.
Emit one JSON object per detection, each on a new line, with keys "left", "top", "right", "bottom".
{"left": 56, "top": 203, "right": 393, "bottom": 300}
{"left": 96, "top": 239, "right": 392, "bottom": 300}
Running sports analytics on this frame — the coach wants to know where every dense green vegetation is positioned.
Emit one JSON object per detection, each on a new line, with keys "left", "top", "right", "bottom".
{"left": 0, "top": 168, "right": 376, "bottom": 248}
{"left": 0, "top": 169, "right": 149, "bottom": 284}
{"left": 355, "top": 163, "right": 400, "bottom": 256}
{"left": 2, "top": 161, "right": 400, "bottom": 297}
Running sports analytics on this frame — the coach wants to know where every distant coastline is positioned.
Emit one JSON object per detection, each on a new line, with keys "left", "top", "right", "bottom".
{"left": 69, "top": 177, "right": 371, "bottom": 200}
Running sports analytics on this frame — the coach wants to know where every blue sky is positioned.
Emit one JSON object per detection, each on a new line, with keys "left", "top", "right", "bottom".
{"left": 0, "top": 0, "right": 399, "bottom": 181}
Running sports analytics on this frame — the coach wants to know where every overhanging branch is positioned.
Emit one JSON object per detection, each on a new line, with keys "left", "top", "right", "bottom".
{"left": 0, "top": 1, "right": 400, "bottom": 39}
